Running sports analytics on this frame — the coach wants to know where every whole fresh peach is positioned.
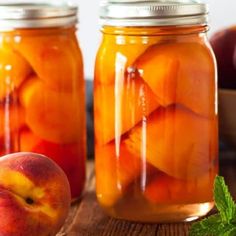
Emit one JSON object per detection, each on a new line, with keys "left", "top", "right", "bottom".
{"left": 0, "top": 152, "right": 71, "bottom": 236}
{"left": 210, "top": 25, "right": 236, "bottom": 89}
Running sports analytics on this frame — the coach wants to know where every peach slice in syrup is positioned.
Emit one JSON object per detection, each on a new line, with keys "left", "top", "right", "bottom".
{"left": 95, "top": 142, "right": 142, "bottom": 207}
{"left": 20, "top": 77, "right": 85, "bottom": 144}
{"left": 0, "top": 105, "right": 25, "bottom": 153}
{"left": 0, "top": 106, "right": 25, "bottom": 137}
{"left": 94, "top": 71, "right": 160, "bottom": 145}
{"left": 124, "top": 105, "right": 218, "bottom": 180}
{"left": 13, "top": 34, "right": 83, "bottom": 92}
{"left": 134, "top": 42, "right": 216, "bottom": 118}
{"left": 20, "top": 128, "right": 42, "bottom": 152}
{"left": 144, "top": 169, "right": 216, "bottom": 204}
{"left": 0, "top": 48, "right": 32, "bottom": 99}
{"left": 95, "top": 36, "right": 158, "bottom": 85}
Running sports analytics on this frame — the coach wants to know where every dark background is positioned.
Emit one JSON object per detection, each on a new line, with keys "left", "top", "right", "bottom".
{"left": 86, "top": 80, "right": 94, "bottom": 159}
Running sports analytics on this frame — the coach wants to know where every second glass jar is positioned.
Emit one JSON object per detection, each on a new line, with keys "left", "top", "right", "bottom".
{"left": 94, "top": 0, "right": 218, "bottom": 222}
{"left": 0, "top": 3, "right": 86, "bottom": 200}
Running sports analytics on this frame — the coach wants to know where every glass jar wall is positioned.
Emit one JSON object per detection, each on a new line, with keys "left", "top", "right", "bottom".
{"left": 94, "top": 0, "right": 218, "bottom": 222}
{"left": 0, "top": 4, "right": 86, "bottom": 199}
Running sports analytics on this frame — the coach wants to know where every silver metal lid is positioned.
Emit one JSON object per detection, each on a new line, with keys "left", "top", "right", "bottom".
{"left": 0, "top": 3, "right": 78, "bottom": 29}
{"left": 99, "top": 0, "right": 208, "bottom": 26}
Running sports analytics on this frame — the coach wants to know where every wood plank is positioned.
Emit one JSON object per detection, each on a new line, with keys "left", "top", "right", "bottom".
{"left": 57, "top": 162, "right": 95, "bottom": 236}
{"left": 58, "top": 156, "right": 236, "bottom": 236}
{"left": 62, "top": 191, "right": 192, "bottom": 236}
{"left": 58, "top": 161, "right": 192, "bottom": 236}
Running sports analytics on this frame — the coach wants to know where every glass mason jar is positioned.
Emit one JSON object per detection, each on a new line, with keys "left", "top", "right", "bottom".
{"left": 0, "top": 3, "right": 86, "bottom": 199}
{"left": 94, "top": 0, "right": 218, "bottom": 222}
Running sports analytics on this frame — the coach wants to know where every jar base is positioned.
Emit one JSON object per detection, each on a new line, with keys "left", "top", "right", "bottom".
{"left": 100, "top": 201, "right": 214, "bottom": 223}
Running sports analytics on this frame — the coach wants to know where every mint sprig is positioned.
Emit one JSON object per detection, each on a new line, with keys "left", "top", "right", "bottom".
{"left": 189, "top": 176, "right": 236, "bottom": 236}
{"left": 214, "top": 176, "right": 236, "bottom": 224}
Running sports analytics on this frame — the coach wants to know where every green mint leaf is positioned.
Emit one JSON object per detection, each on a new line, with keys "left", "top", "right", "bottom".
{"left": 218, "top": 224, "right": 236, "bottom": 236}
{"left": 189, "top": 175, "right": 236, "bottom": 236}
{"left": 214, "top": 176, "right": 236, "bottom": 223}
{"left": 232, "top": 209, "right": 236, "bottom": 224}
{"left": 189, "top": 215, "right": 236, "bottom": 236}
{"left": 189, "top": 214, "right": 222, "bottom": 236}
{"left": 227, "top": 227, "right": 236, "bottom": 236}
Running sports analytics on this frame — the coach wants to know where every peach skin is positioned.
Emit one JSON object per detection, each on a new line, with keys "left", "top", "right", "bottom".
{"left": 134, "top": 42, "right": 216, "bottom": 118}
{"left": 124, "top": 105, "right": 218, "bottom": 180}
{"left": 20, "top": 129, "right": 86, "bottom": 199}
{"left": 94, "top": 71, "right": 159, "bottom": 145}
{"left": 0, "top": 152, "right": 71, "bottom": 236}
{"left": 33, "top": 140, "right": 86, "bottom": 199}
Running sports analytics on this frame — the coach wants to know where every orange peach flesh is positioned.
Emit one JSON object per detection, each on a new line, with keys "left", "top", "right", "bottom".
{"left": 95, "top": 143, "right": 142, "bottom": 207}
{"left": 94, "top": 72, "right": 159, "bottom": 145}
{"left": 124, "top": 105, "right": 218, "bottom": 180}
{"left": 19, "top": 77, "right": 85, "bottom": 144}
{"left": 95, "top": 38, "right": 218, "bottom": 210}
{"left": 12, "top": 34, "right": 83, "bottom": 92}
{"left": 95, "top": 35, "right": 159, "bottom": 84}
{"left": 0, "top": 47, "right": 32, "bottom": 99}
{"left": 134, "top": 42, "right": 216, "bottom": 118}
{"left": 144, "top": 170, "right": 216, "bottom": 204}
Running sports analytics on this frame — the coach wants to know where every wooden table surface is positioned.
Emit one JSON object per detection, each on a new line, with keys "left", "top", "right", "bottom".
{"left": 57, "top": 153, "right": 236, "bottom": 236}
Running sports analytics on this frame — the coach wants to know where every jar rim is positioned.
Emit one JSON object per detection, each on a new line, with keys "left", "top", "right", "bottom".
{"left": 0, "top": 3, "right": 78, "bottom": 29}
{"left": 99, "top": 0, "right": 209, "bottom": 27}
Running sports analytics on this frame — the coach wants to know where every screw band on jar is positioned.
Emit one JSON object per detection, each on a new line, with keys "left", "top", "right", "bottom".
{"left": 100, "top": 0, "right": 208, "bottom": 26}
{"left": 0, "top": 3, "right": 78, "bottom": 29}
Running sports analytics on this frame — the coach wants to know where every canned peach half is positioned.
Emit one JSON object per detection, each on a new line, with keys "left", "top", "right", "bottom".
{"left": 134, "top": 42, "right": 216, "bottom": 118}
{"left": 95, "top": 35, "right": 157, "bottom": 85}
{"left": 0, "top": 47, "right": 32, "bottom": 99}
{"left": 94, "top": 72, "right": 159, "bottom": 145}
{"left": 13, "top": 33, "right": 82, "bottom": 92}
{"left": 144, "top": 169, "right": 216, "bottom": 204}
{"left": 20, "top": 77, "right": 84, "bottom": 143}
{"left": 124, "top": 105, "right": 218, "bottom": 180}
{"left": 95, "top": 143, "right": 141, "bottom": 207}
